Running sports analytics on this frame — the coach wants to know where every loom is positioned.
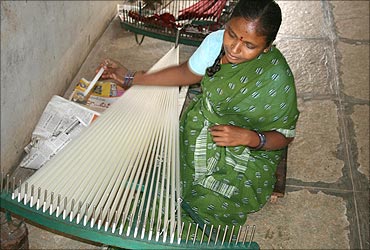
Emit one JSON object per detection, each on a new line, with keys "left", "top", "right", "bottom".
{"left": 119, "top": 0, "right": 234, "bottom": 46}
{"left": 0, "top": 46, "right": 259, "bottom": 249}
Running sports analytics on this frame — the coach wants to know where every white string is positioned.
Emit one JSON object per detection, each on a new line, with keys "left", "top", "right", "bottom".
{"left": 15, "top": 46, "right": 182, "bottom": 238}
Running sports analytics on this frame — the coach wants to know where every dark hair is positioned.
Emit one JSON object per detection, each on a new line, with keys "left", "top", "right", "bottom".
{"left": 206, "top": 48, "right": 225, "bottom": 77}
{"left": 231, "top": 0, "right": 282, "bottom": 45}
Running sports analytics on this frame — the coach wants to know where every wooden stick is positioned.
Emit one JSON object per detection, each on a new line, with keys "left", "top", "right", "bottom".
{"left": 83, "top": 67, "right": 104, "bottom": 97}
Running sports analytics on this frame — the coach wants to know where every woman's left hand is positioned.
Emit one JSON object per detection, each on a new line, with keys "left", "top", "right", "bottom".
{"left": 210, "top": 125, "right": 294, "bottom": 150}
{"left": 209, "top": 125, "right": 257, "bottom": 147}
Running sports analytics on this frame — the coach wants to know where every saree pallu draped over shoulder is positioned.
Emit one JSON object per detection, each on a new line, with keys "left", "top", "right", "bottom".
{"left": 180, "top": 46, "right": 299, "bottom": 228}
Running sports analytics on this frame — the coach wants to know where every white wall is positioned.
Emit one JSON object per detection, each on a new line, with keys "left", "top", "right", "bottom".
{"left": 1, "top": 1, "right": 120, "bottom": 173}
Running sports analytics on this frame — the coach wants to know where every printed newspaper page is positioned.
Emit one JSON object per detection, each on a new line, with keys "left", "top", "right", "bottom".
{"left": 20, "top": 95, "right": 100, "bottom": 170}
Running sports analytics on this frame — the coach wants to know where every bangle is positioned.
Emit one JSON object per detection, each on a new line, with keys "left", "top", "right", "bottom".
{"left": 122, "top": 70, "right": 136, "bottom": 87}
{"left": 251, "top": 130, "right": 266, "bottom": 150}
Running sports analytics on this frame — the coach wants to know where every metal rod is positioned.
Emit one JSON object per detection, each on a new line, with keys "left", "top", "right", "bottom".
{"left": 243, "top": 225, "right": 249, "bottom": 244}
{"left": 5, "top": 174, "right": 9, "bottom": 193}
{"left": 23, "top": 182, "right": 28, "bottom": 205}
{"left": 163, "top": 220, "right": 170, "bottom": 243}
{"left": 43, "top": 189, "right": 48, "bottom": 213}
{"left": 248, "top": 225, "right": 256, "bottom": 247}
{"left": 207, "top": 224, "right": 214, "bottom": 246}
{"left": 97, "top": 207, "right": 103, "bottom": 230}
{"left": 214, "top": 225, "right": 221, "bottom": 246}
{"left": 119, "top": 216, "right": 124, "bottom": 235}
{"left": 200, "top": 224, "right": 206, "bottom": 245}
{"left": 30, "top": 185, "right": 35, "bottom": 207}
{"left": 170, "top": 220, "right": 177, "bottom": 244}
{"left": 178, "top": 221, "right": 185, "bottom": 244}
{"left": 36, "top": 187, "right": 41, "bottom": 210}
{"left": 185, "top": 223, "right": 192, "bottom": 244}
{"left": 17, "top": 179, "right": 22, "bottom": 202}
{"left": 193, "top": 223, "right": 199, "bottom": 244}
{"left": 83, "top": 203, "right": 89, "bottom": 226}
{"left": 11, "top": 176, "right": 16, "bottom": 199}
{"left": 126, "top": 214, "right": 132, "bottom": 237}
{"left": 69, "top": 199, "right": 75, "bottom": 222}
{"left": 90, "top": 205, "right": 96, "bottom": 228}
{"left": 77, "top": 201, "right": 82, "bottom": 224}
{"left": 221, "top": 225, "right": 228, "bottom": 246}
{"left": 112, "top": 210, "right": 118, "bottom": 234}
{"left": 63, "top": 197, "right": 68, "bottom": 220}
{"left": 236, "top": 225, "right": 242, "bottom": 245}
{"left": 49, "top": 192, "right": 54, "bottom": 215}
{"left": 105, "top": 208, "right": 111, "bottom": 232}
{"left": 229, "top": 225, "right": 235, "bottom": 246}
{"left": 0, "top": 172, "right": 3, "bottom": 192}
{"left": 56, "top": 194, "right": 61, "bottom": 217}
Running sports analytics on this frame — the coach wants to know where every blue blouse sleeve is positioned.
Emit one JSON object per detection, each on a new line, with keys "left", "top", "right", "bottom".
{"left": 188, "top": 30, "right": 224, "bottom": 76}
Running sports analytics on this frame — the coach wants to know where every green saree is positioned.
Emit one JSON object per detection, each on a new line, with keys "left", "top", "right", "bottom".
{"left": 179, "top": 46, "right": 299, "bottom": 229}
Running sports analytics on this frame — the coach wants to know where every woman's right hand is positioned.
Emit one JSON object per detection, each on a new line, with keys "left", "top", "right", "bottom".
{"left": 96, "top": 58, "right": 128, "bottom": 84}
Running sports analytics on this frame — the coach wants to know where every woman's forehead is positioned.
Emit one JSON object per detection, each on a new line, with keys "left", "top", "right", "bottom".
{"left": 228, "top": 17, "right": 260, "bottom": 35}
{"left": 226, "top": 17, "right": 267, "bottom": 43}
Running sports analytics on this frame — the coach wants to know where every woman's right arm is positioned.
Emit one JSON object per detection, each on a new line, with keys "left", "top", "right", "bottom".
{"left": 99, "top": 31, "right": 223, "bottom": 87}
{"left": 133, "top": 61, "right": 203, "bottom": 86}
{"left": 99, "top": 59, "right": 203, "bottom": 87}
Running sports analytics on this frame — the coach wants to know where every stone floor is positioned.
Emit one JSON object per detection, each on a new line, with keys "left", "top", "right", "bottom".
{"left": 5, "top": 1, "right": 369, "bottom": 249}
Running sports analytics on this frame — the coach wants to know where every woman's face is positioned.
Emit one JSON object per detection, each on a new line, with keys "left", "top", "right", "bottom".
{"left": 223, "top": 17, "right": 270, "bottom": 64}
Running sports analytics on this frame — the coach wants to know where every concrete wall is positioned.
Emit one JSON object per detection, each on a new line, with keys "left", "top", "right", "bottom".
{"left": 1, "top": 1, "right": 120, "bottom": 174}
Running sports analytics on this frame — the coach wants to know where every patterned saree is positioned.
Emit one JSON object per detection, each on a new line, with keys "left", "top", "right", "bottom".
{"left": 180, "top": 46, "right": 299, "bottom": 229}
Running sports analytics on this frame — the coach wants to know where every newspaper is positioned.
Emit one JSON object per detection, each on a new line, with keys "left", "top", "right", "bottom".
{"left": 20, "top": 95, "right": 100, "bottom": 170}
{"left": 69, "top": 78, "right": 125, "bottom": 109}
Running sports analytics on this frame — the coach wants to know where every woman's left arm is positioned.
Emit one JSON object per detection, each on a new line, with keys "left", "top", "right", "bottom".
{"left": 209, "top": 125, "right": 293, "bottom": 150}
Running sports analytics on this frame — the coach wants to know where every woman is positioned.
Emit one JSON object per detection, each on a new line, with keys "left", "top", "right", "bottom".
{"left": 99, "top": 0, "right": 299, "bottom": 236}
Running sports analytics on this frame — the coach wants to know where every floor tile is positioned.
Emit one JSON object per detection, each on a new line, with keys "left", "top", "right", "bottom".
{"left": 26, "top": 221, "right": 102, "bottom": 250}
{"left": 337, "top": 42, "right": 369, "bottom": 101}
{"left": 288, "top": 99, "right": 344, "bottom": 184}
{"left": 276, "top": 39, "right": 334, "bottom": 96}
{"left": 331, "top": 1, "right": 370, "bottom": 41}
{"left": 246, "top": 189, "right": 350, "bottom": 249}
{"left": 278, "top": 1, "right": 327, "bottom": 38}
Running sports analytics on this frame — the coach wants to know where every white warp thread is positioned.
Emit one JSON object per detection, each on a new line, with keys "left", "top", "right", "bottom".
{"left": 15, "top": 46, "right": 182, "bottom": 241}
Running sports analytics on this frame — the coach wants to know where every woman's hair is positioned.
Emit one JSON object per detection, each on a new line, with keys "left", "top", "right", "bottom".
{"left": 231, "top": 0, "right": 282, "bottom": 45}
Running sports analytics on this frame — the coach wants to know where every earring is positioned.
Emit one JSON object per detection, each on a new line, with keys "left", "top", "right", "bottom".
{"left": 264, "top": 47, "right": 271, "bottom": 53}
